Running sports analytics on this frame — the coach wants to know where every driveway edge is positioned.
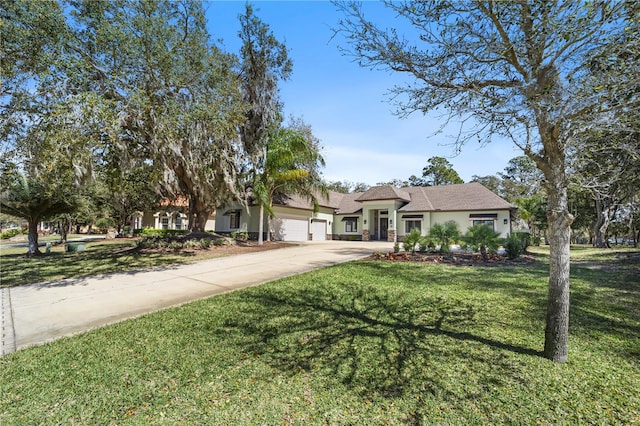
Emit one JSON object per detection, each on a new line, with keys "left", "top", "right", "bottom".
{"left": 1, "top": 287, "right": 17, "bottom": 357}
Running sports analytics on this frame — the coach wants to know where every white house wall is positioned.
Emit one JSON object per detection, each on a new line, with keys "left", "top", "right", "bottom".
{"left": 214, "top": 204, "right": 511, "bottom": 241}
{"left": 430, "top": 210, "right": 511, "bottom": 238}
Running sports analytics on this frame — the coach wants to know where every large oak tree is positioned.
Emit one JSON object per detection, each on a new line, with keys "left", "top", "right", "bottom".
{"left": 336, "top": 0, "right": 638, "bottom": 362}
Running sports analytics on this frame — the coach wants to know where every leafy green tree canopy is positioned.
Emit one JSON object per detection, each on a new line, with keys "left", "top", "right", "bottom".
{"left": 422, "top": 156, "right": 464, "bottom": 186}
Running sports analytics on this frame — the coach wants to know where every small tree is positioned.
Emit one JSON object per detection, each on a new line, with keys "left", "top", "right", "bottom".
{"left": 465, "top": 225, "right": 501, "bottom": 262}
{"left": 0, "top": 174, "right": 79, "bottom": 256}
{"left": 429, "top": 221, "right": 460, "bottom": 253}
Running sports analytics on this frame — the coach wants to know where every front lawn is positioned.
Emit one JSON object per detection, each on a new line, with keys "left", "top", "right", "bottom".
{"left": 0, "top": 239, "right": 205, "bottom": 288}
{"left": 1, "top": 247, "right": 638, "bottom": 424}
{"left": 0, "top": 238, "right": 286, "bottom": 288}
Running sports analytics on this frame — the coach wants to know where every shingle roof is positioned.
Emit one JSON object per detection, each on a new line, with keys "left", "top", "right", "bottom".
{"left": 273, "top": 191, "right": 342, "bottom": 210}
{"left": 399, "top": 182, "right": 514, "bottom": 212}
{"left": 274, "top": 182, "right": 513, "bottom": 214}
{"left": 355, "top": 186, "right": 411, "bottom": 202}
{"left": 334, "top": 193, "right": 363, "bottom": 214}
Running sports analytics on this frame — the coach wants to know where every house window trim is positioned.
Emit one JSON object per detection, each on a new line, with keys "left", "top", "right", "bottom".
{"left": 343, "top": 217, "right": 358, "bottom": 233}
{"left": 471, "top": 219, "right": 495, "bottom": 230}
{"left": 404, "top": 220, "right": 421, "bottom": 233}
{"left": 229, "top": 212, "right": 240, "bottom": 229}
{"left": 469, "top": 213, "right": 497, "bottom": 231}
{"left": 160, "top": 214, "right": 170, "bottom": 230}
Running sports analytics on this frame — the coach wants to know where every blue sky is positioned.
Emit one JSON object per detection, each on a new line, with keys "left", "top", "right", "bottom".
{"left": 205, "top": 1, "right": 521, "bottom": 186}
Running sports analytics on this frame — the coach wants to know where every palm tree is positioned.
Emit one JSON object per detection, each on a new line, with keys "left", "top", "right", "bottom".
{"left": 254, "top": 124, "right": 326, "bottom": 245}
{"left": 465, "top": 224, "right": 501, "bottom": 262}
{"left": 0, "top": 173, "right": 79, "bottom": 256}
{"left": 429, "top": 221, "right": 460, "bottom": 253}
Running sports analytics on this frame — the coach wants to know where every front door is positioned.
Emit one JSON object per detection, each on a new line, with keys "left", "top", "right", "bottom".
{"left": 380, "top": 218, "right": 388, "bottom": 241}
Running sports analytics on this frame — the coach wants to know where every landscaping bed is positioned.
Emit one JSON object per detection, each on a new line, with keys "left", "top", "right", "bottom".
{"left": 368, "top": 250, "right": 537, "bottom": 266}
{"left": 129, "top": 232, "right": 290, "bottom": 254}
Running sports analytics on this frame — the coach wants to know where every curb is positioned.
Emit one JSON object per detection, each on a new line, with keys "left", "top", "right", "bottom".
{"left": 1, "top": 287, "right": 16, "bottom": 357}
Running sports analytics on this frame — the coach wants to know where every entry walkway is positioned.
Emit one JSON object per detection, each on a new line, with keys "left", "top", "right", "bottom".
{"left": 1, "top": 241, "right": 391, "bottom": 356}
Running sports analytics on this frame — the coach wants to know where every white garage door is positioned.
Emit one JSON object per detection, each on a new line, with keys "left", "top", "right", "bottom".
{"left": 273, "top": 217, "right": 309, "bottom": 241}
{"left": 311, "top": 220, "right": 326, "bottom": 241}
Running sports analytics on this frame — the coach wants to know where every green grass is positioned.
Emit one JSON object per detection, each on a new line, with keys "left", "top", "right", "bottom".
{"left": 0, "top": 239, "right": 223, "bottom": 288}
{"left": 1, "top": 247, "right": 639, "bottom": 424}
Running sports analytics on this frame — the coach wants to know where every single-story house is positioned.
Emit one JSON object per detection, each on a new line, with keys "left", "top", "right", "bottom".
{"left": 215, "top": 182, "right": 515, "bottom": 242}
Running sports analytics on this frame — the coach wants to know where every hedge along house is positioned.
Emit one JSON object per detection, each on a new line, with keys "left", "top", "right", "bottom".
{"left": 216, "top": 182, "right": 515, "bottom": 242}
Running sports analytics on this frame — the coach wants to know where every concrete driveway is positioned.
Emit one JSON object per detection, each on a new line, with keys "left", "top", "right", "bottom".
{"left": 1, "top": 240, "right": 392, "bottom": 356}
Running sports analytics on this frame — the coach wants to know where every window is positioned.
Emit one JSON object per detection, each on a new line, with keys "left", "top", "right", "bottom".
{"left": 472, "top": 219, "right": 495, "bottom": 230}
{"left": 229, "top": 211, "right": 240, "bottom": 229}
{"left": 345, "top": 217, "right": 358, "bottom": 233}
{"left": 174, "top": 215, "right": 183, "bottom": 230}
{"left": 161, "top": 216, "right": 169, "bottom": 229}
{"left": 405, "top": 220, "right": 421, "bottom": 233}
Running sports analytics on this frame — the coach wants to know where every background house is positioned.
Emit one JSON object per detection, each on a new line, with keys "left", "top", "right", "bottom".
{"left": 139, "top": 197, "right": 215, "bottom": 231}
{"left": 216, "top": 182, "right": 515, "bottom": 242}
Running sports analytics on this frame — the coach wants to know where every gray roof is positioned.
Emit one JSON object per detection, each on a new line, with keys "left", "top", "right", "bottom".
{"left": 355, "top": 186, "right": 411, "bottom": 202}
{"left": 399, "top": 182, "right": 514, "bottom": 212}
{"left": 273, "top": 182, "right": 513, "bottom": 214}
{"left": 334, "top": 193, "right": 363, "bottom": 214}
{"left": 273, "top": 191, "right": 342, "bottom": 210}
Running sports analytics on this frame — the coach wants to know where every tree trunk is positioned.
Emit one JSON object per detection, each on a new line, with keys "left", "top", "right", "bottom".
{"left": 593, "top": 196, "right": 612, "bottom": 248}
{"left": 258, "top": 204, "right": 264, "bottom": 245}
{"left": 27, "top": 218, "right": 41, "bottom": 257}
{"left": 189, "top": 197, "right": 210, "bottom": 233}
{"left": 542, "top": 167, "right": 574, "bottom": 363}
{"left": 480, "top": 245, "right": 488, "bottom": 262}
{"left": 188, "top": 196, "right": 195, "bottom": 231}
{"left": 60, "top": 219, "right": 68, "bottom": 242}
{"left": 265, "top": 199, "right": 273, "bottom": 242}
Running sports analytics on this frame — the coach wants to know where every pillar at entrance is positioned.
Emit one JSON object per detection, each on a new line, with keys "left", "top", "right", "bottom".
{"left": 387, "top": 229, "right": 396, "bottom": 242}
{"left": 362, "top": 229, "right": 370, "bottom": 241}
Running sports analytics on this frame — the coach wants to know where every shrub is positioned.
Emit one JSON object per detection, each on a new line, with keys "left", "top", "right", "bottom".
{"left": 167, "top": 241, "right": 182, "bottom": 251}
{"left": 429, "top": 221, "right": 460, "bottom": 253}
{"left": 530, "top": 235, "right": 542, "bottom": 246}
{"left": 505, "top": 233, "right": 525, "bottom": 259}
{"left": 199, "top": 238, "right": 212, "bottom": 249}
{"left": 231, "top": 230, "right": 248, "bottom": 241}
{"left": 464, "top": 224, "right": 501, "bottom": 262}
{"left": 513, "top": 231, "right": 531, "bottom": 250}
{"left": 139, "top": 229, "right": 189, "bottom": 238}
{"left": 403, "top": 229, "right": 422, "bottom": 254}
{"left": 393, "top": 241, "right": 400, "bottom": 253}
{"left": 183, "top": 239, "right": 199, "bottom": 249}
{"left": 1, "top": 228, "right": 22, "bottom": 240}
{"left": 213, "top": 238, "right": 225, "bottom": 246}
{"left": 95, "top": 217, "right": 115, "bottom": 233}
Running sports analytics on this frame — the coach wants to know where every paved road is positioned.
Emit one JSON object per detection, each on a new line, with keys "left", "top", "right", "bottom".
{"left": 1, "top": 240, "right": 392, "bottom": 356}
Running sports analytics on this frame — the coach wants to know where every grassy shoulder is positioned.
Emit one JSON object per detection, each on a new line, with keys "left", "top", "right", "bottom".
{"left": 1, "top": 246, "right": 638, "bottom": 424}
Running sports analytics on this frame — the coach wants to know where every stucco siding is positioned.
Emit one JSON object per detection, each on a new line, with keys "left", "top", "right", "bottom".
{"left": 430, "top": 210, "right": 511, "bottom": 237}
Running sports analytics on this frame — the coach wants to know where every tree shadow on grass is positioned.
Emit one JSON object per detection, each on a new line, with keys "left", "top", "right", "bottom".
{"left": 221, "top": 282, "right": 542, "bottom": 408}
{"left": 0, "top": 244, "right": 197, "bottom": 288}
